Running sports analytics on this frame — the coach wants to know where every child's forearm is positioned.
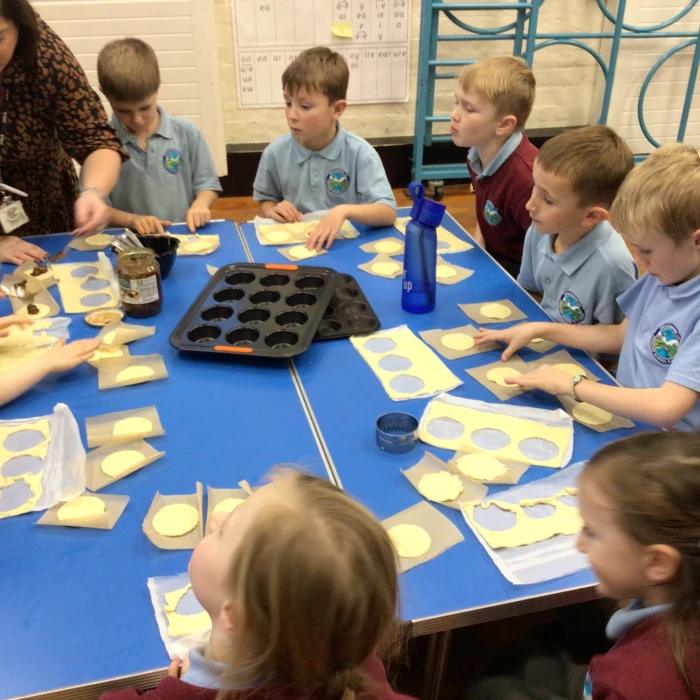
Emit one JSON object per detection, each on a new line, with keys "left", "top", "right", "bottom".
{"left": 0, "top": 357, "right": 51, "bottom": 407}
{"left": 472, "top": 222, "right": 485, "bottom": 247}
{"left": 533, "top": 319, "right": 627, "bottom": 355}
{"left": 573, "top": 380, "right": 697, "bottom": 429}
{"left": 193, "top": 190, "right": 219, "bottom": 209}
{"left": 338, "top": 203, "right": 396, "bottom": 227}
{"left": 108, "top": 207, "right": 136, "bottom": 229}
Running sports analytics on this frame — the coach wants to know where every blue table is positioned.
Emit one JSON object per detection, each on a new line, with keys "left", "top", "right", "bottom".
{"left": 240, "top": 208, "right": 649, "bottom": 698}
{"left": 0, "top": 221, "right": 331, "bottom": 700}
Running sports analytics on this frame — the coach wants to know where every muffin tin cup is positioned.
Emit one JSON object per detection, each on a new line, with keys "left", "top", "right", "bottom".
{"left": 169, "top": 263, "right": 340, "bottom": 358}
{"left": 314, "top": 273, "right": 381, "bottom": 341}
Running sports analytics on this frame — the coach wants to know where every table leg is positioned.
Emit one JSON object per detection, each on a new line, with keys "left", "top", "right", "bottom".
{"left": 423, "top": 629, "right": 452, "bottom": 700}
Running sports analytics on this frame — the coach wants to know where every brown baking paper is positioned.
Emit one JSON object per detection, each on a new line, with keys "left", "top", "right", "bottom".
{"left": 466, "top": 355, "right": 533, "bottom": 401}
{"left": 85, "top": 405, "right": 164, "bottom": 447}
{"left": 87, "top": 344, "right": 131, "bottom": 368}
{"left": 98, "top": 354, "right": 168, "bottom": 390}
{"left": 4, "top": 274, "right": 60, "bottom": 319}
{"left": 401, "top": 451, "right": 487, "bottom": 510}
{"left": 459, "top": 299, "right": 528, "bottom": 325}
{"left": 358, "top": 253, "right": 403, "bottom": 279}
{"left": 382, "top": 501, "right": 465, "bottom": 574}
{"left": 85, "top": 438, "right": 165, "bottom": 491}
{"left": 171, "top": 234, "right": 220, "bottom": 256}
{"left": 206, "top": 265, "right": 219, "bottom": 277}
{"left": 36, "top": 493, "right": 129, "bottom": 530}
{"left": 435, "top": 256, "right": 474, "bottom": 286}
{"left": 359, "top": 236, "right": 405, "bottom": 256}
{"left": 558, "top": 395, "right": 635, "bottom": 433}
{"left": 525, "top": 349, "right": 600, "bottom": 382}
{"left": 206, "top": 486, "right": 249, "bottom": 526}
{"left": 420, "top": 323, "right": 500, "bottom": 361}
{"left": 16, "top": 261, "right": 56, "bottom": 288}
{"left": 96, "top": 320, "right": 156, "bottom": 346}
{"left": 143, "top": 482, "right": 204, "bottom": 550}
{"left": 449, "top": 445, "right": 530, "bottom": 485}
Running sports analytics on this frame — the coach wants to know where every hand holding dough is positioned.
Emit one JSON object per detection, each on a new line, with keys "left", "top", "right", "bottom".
{"left": 486, "top": 367, "right": 522, "bottom": 387}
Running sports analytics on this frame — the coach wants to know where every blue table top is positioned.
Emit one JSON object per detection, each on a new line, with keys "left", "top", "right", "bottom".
{"left": 241, "top": 208, "right": 650, "bottom": 633}
{"left": 0, "top": 221, "right": 330, "bottom": 699}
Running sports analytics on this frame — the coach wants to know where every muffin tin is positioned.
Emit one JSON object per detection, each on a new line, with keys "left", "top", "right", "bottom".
{"left": 170, "top": 263, "right": 340, "bottom": 358}
{"left": 315, "top": 273, "right": 381, "bottom": 340}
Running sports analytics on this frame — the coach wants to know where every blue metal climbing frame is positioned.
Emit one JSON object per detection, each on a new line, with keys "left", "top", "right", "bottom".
{"left": 412, "top": 0, "right": 700, "bottom": 186}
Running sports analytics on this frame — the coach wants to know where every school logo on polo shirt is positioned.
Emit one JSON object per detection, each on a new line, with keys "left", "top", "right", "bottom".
{"left": 559, "top": 291, "right": 585, "bottom": 324}
{"left": 163, "top": 148, "right": 182, "bottom": 175}
{"left": 651, "top": 323, "right": 680, "bottom": 364}
{"left": 326, "top": 168, "right": 350, "bottom": 194}
{"left": 483, "top": 200, "right": 502, "bottom": 227}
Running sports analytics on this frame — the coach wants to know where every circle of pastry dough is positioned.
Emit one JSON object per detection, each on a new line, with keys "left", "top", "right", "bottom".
{"left": 152, "top": 503, "right": 200, "bottom": 537}
{"left": 553, "top": 363, "right": 586, "bottom": 378}
{"left": 374, "top": 240, "right": 402, "bottom": 254}
{"left": 388, "top": 523, "right": 432, "bottom": 558}
{"left": 113, "top": 416, "right": 153, "bottom": 436}
{"left": 418, "top": 471, "right": 464, "bottom": 502}
{"left": 102, "top": 331, "right": 117, "bottom": 345}
{"left": 455, "top": 453, "right": 508, "bottom": 481}
{"left": 480, "top": 303, "right": 512, "bottom": 319}
{"left": 436, "top": 264, "right": 457, "bottom": 279}
{"left": 486, "top": 367, "right": 522, "bottom": 387}
{"left": 101, "top": 449, "right": 145, "bottom": 478}
{"left": 289, "top": 245, "right": 317, "bottom": 260}
{"left": 213, "top": 497, "right": 245, "bottom": 514}
{"left": 572, "top": 402, "right": 613, "bottom": 426}
{"left": 57, "top": 495, "right": 105, "bottom": 521}
{"left": 441, "top": 332, "right": 475, "bottom": 351}
{"left": 18, "top": 303, "right": 51, "bottom": 318}
{"left": 116, "top": 365, "right": 155, "bottom": 383}
{"left": 264, "top": 230, "right": 292, "bottom": 244}
{"left": 183, "top": 238, "right": 213, "bottom": 253}
{"left": 372, "top": 261, "right": 401, "bottom": 276}
{"left": 530, "top": 337, "right": 544, "bottom": 344}
{"left": 85, "top": 233, "right": 112, "bottom": 246}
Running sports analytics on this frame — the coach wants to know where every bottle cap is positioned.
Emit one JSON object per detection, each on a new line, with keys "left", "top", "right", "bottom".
{"left": 408, "top": 182, "right": 446, "bottom": 228}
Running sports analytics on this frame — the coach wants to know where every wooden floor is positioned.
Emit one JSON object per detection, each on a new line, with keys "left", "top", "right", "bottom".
{"left": 212, "top": 184, "right": 478, "bottom": 232}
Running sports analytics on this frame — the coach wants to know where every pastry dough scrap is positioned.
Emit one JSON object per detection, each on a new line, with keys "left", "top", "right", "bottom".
{"left": 417, "top": 471, "right": 464, "bottom": 502}
{"left": 486, "top": 367, "right": 522, "bottom": 387}
{"left": 115, "top": 365, "right": 155, "bottom": 383}
{"left": 164, "top": 583, "right": 211, "bottom": 638}
{"left": 572, "top": 402, "right": 613, "bottom": 426}
{"left": 388, "top": 523, "right": 431, "bottom": 558}
{"left": 374, "top": 240, "right": 403, "bottom": 254}
{"left": 152, "top": 503, "right": 199, "bottom": 537}
{"left": 436, "top": 264, "right": 457, "bottom": 280}
{"left": 91, "top": 346, "right": 125, "bottom": 361}
{"left": 441, "top": 333, "right": 475, "bottom": 351}
{"left": 213, "top": 497, "right": 245, "bottom": 514}
{"left": 183, "top": 238, "right": 214, "bottom": 253}
{"left": 372, "top": 261, "right": 401, "bottom": 276}
{"left": 263, "top": 229, "right": 293, "bottom": 244}
{"left": 553, "top": 363, "right": 586, "bottom": 378}
{"left": 480, "top": 303, "right": 511, "bottom": 320}
{"left": 113, "top": 416, "right": 153, "bottom": 437}
{"left": 288, "top": 245, "right": 319, "bottom": 260}
{"left": 57, "top": 495, "right": 105, "bottom": 521}
{"left": 455, "top": 454, "right": 508, "bottom": 481}
{"left": 530, "top": 338, "right": 544, "bottom": 344}
{"left": 101, "top": 449, "right": 145, "bottom": 478}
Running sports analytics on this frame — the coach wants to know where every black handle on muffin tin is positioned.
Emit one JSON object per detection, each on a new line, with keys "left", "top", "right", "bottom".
{"left": 170, "top": 262, "right": 340, "bottom": 358}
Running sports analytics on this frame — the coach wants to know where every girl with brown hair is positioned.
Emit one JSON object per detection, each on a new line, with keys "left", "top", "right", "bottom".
{"left": 102, "top": 471, "right": 414, "bottom": 700}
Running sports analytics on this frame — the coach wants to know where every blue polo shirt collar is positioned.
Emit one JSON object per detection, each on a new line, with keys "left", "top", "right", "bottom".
{"left": 606, "top": 599, "right": 671, "bottom": 641}
{"left": 111, "top": 107, "right": 173, "bottom": 147}
{"left": 181, "top": 645, "right": 260, "bottom": 690}
{"left": 291, "top": 124, "right": 346, "bottom": 164}
{"left": 665, "top": 269, "right": 700, "bottom": 300}
{"left": 468, "top": 131, "right": 523, "bottom": 180}
{"left": 545, "top": 221, "right": 611, "bottom": 276}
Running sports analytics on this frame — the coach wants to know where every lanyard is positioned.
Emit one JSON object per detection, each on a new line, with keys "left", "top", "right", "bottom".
{"left": 0, "top": 87, "right": 8, "bottom": 185}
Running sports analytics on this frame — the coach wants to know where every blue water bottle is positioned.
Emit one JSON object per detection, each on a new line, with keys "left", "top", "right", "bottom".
{"left": 401, "top": 182, "right": 446, "bottom": 314}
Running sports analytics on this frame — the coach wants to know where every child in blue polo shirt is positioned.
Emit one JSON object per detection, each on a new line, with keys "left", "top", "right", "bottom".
{"left": 475, "top": 143, "right": 700, "bottom": 431}
{"left": 253, "top": 47, "right": 397, "bottom": 251}
{"left": 97, "top": 39, "right": 222, "bottom": 234}
{"left": 519, "top": 125, "right": 637, "bottom": 325}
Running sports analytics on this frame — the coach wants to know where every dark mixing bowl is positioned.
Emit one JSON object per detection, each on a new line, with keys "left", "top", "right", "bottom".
{"left": 133, "top": 234, "right": 180, "bottom": 280}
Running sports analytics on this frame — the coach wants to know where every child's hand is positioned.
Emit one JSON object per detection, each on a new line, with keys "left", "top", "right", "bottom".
{"left": 186, "top": 203, "right": 211, "bottom": 232}
{"left": 0, "top": 236, "right": 47, "bottom": 265}
{"left": 0, "top": 314, "right": 33, "bottom": 335}
{"left": 129, "top": 215, "right": 172, "bottom": 235}
{"left": 167, "top": 655, "right": 190, "bottom": 678}
{"left": 206, "top": 510, "right": 229, "bottom": 535}
{"left": 474, "top": 323, "right": 539, "bottom": 361}
{"left": 270, "top": 200, "right": 302, "bottom": 223}
{"left": 504, "top": 364, "right": 572, "bottom": 396}
{"left": 39, "top": 338, "right": 101, "bottom": 374}
{"left": 306, "top": 207, "right": 346, "bottom": 251}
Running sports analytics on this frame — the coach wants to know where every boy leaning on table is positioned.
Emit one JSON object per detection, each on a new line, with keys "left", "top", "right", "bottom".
{"left": 253, "top": 46, "right": 397, "bottom": 252}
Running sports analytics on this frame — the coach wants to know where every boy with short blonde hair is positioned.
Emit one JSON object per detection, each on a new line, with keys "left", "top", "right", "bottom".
{"left": 475, "top": 143, "right": 700, "bottom": 432}
{"left": 98, "top": 38, "right": 221, "bottom": 234}
{"left": 253, "top": 47, "right": 397, "bottom": 251}
{"left": 519, "top": 125, "right": 637, "bottom": 326}
{"left": 451, "top": 56, "right": 537, "bottom": 277}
